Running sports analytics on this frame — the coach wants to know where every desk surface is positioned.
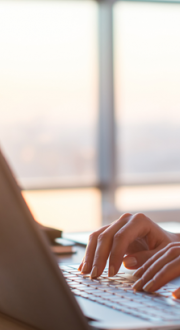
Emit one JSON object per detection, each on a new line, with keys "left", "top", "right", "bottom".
{"left": 57, "top": 244, "right": 85, "bottom": 265}
{"left": 1, "top": 244, "right": 86, "bottom": 330}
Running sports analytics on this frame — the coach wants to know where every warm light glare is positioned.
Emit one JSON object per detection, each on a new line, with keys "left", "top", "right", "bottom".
{"left": 114, "top": 2, "right": 180, "bottom": 182}
{"left": 116, "top": 184, "right": 180, "bottom": 212}
{"left": 0, "top": 1, "right": 98, "bottom": 183}
{"left": 23, "top": 188, "right": 101, "bottom": 232}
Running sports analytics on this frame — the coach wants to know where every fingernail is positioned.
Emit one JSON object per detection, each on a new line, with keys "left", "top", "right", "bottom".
{"left": 172, "top": 288, "right": 180, "bottom": 299}
{"left": 143, "top": 280, "right": 155, "bottom": 292}
{"left": 109, "top": 265, "right": 115, "bottom": 277}
{"left": 78, "top": 262, "right": 83, "bottom": 271}
{"left": 81, "top": 262, "right": 88, "bottom": 274}
{"left": 123, "top": 257, "right": 137, "bottom": 268}
{"left": 133, "top": 267, "right": 143, "bottom": 277}
{"left": 132, "top": 278, "right": 143, "bottom": 291}
{"left": 91, "top": 266, "right": 98, "bottom": 278}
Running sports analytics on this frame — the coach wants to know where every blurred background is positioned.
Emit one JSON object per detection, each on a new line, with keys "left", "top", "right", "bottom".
{"left": 1, "top": 0, "right": 180, "bottom": 232}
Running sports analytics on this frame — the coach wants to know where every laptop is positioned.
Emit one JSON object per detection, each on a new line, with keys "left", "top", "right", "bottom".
{"left": 0, "top": 148, "right": 180, "bottom": 330}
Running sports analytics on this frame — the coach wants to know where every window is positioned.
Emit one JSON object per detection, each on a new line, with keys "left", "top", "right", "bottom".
{"left": 115, "top": 1, "right": 180, "bottom": 185}
{"left": 0, "top": 1, "right": 98, "bottom": 188}
{"left": 1, "top": 0, "right": 180, "bottom": 231}
{"left": 114, "top": 2, "right": 180, "bottom": 219}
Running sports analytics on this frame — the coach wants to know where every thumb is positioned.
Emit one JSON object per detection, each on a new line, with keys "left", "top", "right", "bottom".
{"left": 123, "top": 250, "right": 155, "bottom": 269}
{"left": 172, "top": 287, "right": 180, "bottom": 299}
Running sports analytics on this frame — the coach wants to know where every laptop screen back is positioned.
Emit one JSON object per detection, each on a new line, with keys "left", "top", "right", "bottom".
{"left": 0, "top": 149, "right": 89, "bottom": 330}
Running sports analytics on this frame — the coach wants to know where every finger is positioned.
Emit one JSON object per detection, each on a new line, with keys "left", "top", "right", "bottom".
{"left": 143, "top": 255, "right": 180, "bottom": 293}
{"left": 172, "top": 287, "right": 180, "bottom": 299}
{"left": 90, "top": 213, "right": 132, "bottom": 278}
{"left": 133, "top": 242, "right": 180, "bottom": 278}
{"left": 133, "top": 245, "right": 180, "bottom": 292}
{"left": 78, "top": 262, "right": 83, "bottom": 271}
{"left": 78, "top": 257, "right": 85, "bottom": 271}
{"left": 80, "top": 225, "right": 109, "bottom": 274}
{"left": 123, "top": 249, "right": 157, "bottom": 270}
{"left": 109, "top": 213, "right": 153, "bottom": 276}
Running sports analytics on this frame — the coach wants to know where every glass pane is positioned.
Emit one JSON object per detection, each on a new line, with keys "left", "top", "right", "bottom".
{"left": 114, "top": 2, "right": 180, "bottom": 185}
{"left": 0, "top": 1, "right": 98, "bottom": 188}
{"left": 116, "top": 184, "right": 180, "bottom": 212}
{"left": 23, "top": 188, "right": 101, "bottom": 233}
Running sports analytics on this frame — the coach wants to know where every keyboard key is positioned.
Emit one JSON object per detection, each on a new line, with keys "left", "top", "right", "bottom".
{"left": 62, "top": 268, "right": 180, "bottom": 323}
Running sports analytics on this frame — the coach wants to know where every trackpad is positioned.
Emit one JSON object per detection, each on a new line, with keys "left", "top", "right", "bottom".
{"left": 75, "top": 296, "right": 150, "bottom": 329}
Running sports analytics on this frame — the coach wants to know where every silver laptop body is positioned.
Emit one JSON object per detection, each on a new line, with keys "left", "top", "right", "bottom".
{"left": 0, "top": 148, "right": 180, "bottom": 330}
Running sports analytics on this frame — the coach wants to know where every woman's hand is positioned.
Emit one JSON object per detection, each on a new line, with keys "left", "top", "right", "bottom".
{"left": 78, "top": 213, "right": 180, "bottom": 279}
{"left": 132, "top": 242, "right": 180, "bottom": 299}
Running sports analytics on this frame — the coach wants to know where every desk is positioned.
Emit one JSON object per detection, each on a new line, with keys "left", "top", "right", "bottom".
{"left": 0, "top": 244, "right": 86, "bottom": 330}
{"left": 57, "top": 244, "right": 86, "bottom": 265}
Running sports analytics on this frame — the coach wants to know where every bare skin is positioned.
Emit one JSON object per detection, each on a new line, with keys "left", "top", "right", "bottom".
{"left": 78, "top": 213, "right": 180, "bottom": 298}
{"left": 132, "top": 242, "right": 180, "bottom": 298}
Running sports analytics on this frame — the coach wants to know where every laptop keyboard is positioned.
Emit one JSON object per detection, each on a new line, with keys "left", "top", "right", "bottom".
{"left": 61, "top": 265, "right": 180, "bottom": 324}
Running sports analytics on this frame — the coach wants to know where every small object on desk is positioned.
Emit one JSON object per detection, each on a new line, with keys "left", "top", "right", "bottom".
{"left": 52, "top": 238, "right": 76, "bottom": 255}
{"left": 63, "top": 223, "right": 180, "bottom": 246}
{"left": 39, "top": 224, "right": 62, "bottom": 244}
{"left": 63, "top": 231, "right": 92, "bottom": 246}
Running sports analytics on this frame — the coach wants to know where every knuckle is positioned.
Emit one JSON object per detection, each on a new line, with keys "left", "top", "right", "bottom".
{"left": 97, "top": 232, "right": 108, "bottom": 243}
{"left": 135, "top": 212, "right": 144, "bottom": 218}
{"left": 131, "top": 213, "right": 144, "bottom": 224}
{"left": 146, "top": 264, "right": 154, "bottom": 274}
{"left": 88, "top": 231, "right": 98, "bottom": 242}
{"left": 142, "top": 263, "right": 148, "bottom": 273}
{"left": 119, "top": 213, "right": 132, "bottom": 221}
{"left": 114, "top": 230, "right": 125, "bottom": 242}
{"left": 167, "top": 246, "right": 180, "bottom": 258}
{"left": 137, "top": 212, "right": 147, "bottom": 220}
{"left": 113, "top": 233, "right": 120, "bottom": 241}
{"left": 157, "top": 263, "right": 170, "bottom": 277}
